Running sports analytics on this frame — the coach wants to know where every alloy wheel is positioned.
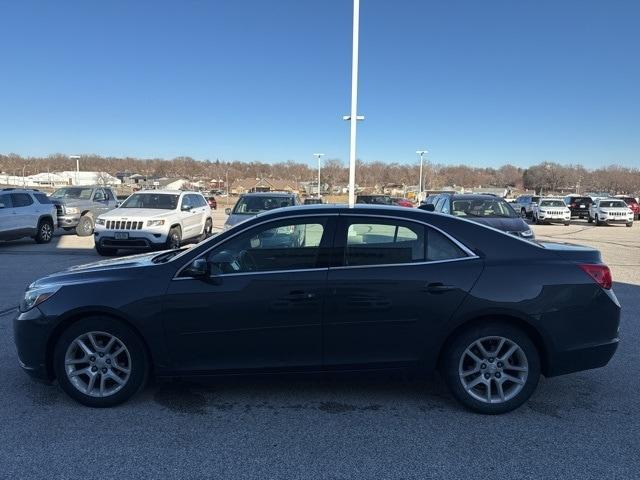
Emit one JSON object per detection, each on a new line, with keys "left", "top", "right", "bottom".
{"left": 64, "top": 331, "right": 132, "bottom": 397}
{"left": 40, "top": 223, "right": 53, "bottom": 241}
{"left": 458, "top": 336, "right": 528, "bottom": 404}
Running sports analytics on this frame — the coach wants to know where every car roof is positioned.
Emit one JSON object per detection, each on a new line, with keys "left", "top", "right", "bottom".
{"left": 440, "top": 194, "right": 507, "bottom": 200}
{"left": 134, "top": 189, "right": 199, "bottom": 195}
{"left": 240, "top": 191, "right": 295, "bottom": 197}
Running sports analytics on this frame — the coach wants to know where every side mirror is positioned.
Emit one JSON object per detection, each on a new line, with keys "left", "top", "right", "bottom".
{"left": 225, "top": 207, "right": 232, "bottom": 215}
{"left": 181, "top": 204, "right": 192, "bottom": 212}
{"left": 183, "top": 258, "right": 209, "bottom": 278}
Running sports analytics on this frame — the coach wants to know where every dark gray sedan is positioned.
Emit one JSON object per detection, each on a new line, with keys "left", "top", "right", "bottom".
{"left": 14, "top": 204, "right": 619, "bottom": 413}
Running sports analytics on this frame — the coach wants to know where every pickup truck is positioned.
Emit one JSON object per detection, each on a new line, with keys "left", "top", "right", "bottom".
{"left": 50, "top": 186, "right": 119, "bottom": 236}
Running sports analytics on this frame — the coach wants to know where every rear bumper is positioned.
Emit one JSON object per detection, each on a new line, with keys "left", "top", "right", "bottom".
{"left": 546, "top": 339, "right": 618, "bottom": 377}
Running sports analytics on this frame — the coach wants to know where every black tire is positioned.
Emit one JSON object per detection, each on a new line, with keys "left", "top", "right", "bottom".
{"left": 626, "top": 222, "right": 633, "bottom": 227}
{"left": 34, "top": 218, "right": 54, "bottom": 244}
{"left": 520, "top": 208, "right": 527, "bottom": 219}
{"left": 53, "top": 316, "right": 148, "bottom": 407}
{"left": 564, "top": 222, "right": 570, "bottom": 226}
{"left": 595, "top": 214, "right": 602, "bottom": 226}
{"left": 76, "top": 214, "right": 94, "bottom": 237}
{"left": 95, "top": 244, "right": 118, "bottom": 256}
{"left": 165, "top": 226, "right": 181, "bottom": 250}
{"left": 200, "top": 218, "right": 213, "bottom": 241}
{"left": 441, "top": 322, "right": 541, "bottom": 414}
{"left": 587, "top": 215, "right": 593, "bottom": 224}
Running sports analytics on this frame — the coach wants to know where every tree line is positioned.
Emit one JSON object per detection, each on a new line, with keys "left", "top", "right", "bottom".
{"left": 1, "top": 153, "right": 639, "bottom": 195}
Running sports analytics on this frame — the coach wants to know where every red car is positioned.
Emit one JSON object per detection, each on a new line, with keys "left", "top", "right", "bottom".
{"left": 206, "top": 196, "right": 217, "bottom": 210}
{"left": 617, "top": 196, "right": 640, "bottom": 219}
{"left": 392, "top": 197, "right": 414, "bottom": 208}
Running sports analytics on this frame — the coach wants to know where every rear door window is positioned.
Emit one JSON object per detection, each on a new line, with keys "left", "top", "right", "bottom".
{"left": 0, "top": 194, "right": 12, "bottom": 208}
{"left": 10, "top": 193, "right": 34, "bottom": 207}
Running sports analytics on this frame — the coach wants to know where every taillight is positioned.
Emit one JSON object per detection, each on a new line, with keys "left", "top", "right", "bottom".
{"left": 579, "top": 264, "right": 612, "bottom": 290}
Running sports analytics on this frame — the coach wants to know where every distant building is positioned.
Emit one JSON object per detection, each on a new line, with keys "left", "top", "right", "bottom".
{"left": 230, "top": 177, "right": 300, "bottom": 195}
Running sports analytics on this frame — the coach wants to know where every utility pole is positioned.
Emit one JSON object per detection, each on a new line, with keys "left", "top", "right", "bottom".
{"left": 70, "top": 155, "right": 81, "bottom": 185}
{"left": 343, "top": 0, "right": 364, "bottom": 207}
{"left": 313, "top": 153, "right": 325, "bottom": 199}
{"left": 416, "top": 150, "right": 428, "bottom": 199}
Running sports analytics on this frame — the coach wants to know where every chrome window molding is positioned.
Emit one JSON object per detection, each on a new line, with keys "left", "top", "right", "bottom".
{"left": 173, "top": 211, "right": 478, "bottom": 280}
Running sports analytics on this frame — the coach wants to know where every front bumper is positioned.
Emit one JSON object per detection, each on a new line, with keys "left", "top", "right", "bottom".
{"left": 94, "top": 230, "right": 168, "bottom": 250}
{"left": 13, "top": 307, "right": 53, "bottom": 382}
{"left": 600, "top": 217, "right": 633, "bottom": 224}
{"left": 538, "top": 214, "right": 571, "bottom": 223}
{"left": 57, "top": 214, "right": 81, "bottom": 228}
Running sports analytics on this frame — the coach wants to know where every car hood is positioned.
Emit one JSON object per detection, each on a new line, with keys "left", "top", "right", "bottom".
{"left": 49, "top": 198, "right": 88, "bottom": 208}
{"left": 98, "top": 208, "right": 174, "bottom": 219}
{"left": 464, "top": 216, "right": 530, "bottom": 232}
{"left": 224, "top": 213, "right": 254, "bottom": 227}
{"left": 29, "top": 251, "right": 165, "bottom": 288}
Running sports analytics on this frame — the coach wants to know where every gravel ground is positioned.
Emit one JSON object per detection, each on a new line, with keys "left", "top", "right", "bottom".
{"left": 0, "top": 218, "right": 638, "bottom": 479}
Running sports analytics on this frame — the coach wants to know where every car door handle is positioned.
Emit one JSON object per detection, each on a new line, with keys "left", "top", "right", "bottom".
{"left": 287, "top": 290, "right": 316, "bottom": 300}
{"left": 424, "top": 283, "right": 455, "bottom": 293}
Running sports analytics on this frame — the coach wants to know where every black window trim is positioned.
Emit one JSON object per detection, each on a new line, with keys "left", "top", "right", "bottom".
{"left": 173, "top": 213, "right": 338, "bottom": 280}
{"left": 173, "top": 213, "right": 478, "bottom": 280}
{"left": 330, "top": 214, "right": 477, "bottom": 271}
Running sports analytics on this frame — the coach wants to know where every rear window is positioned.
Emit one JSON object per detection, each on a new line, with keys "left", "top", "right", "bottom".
{"left": 34, "top": 193, "right": 52, "bottom": 204}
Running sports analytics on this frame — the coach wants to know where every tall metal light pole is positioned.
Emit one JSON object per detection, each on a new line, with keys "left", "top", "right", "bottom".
{"left": 70, "top": 155, "right": 81, "bottom": 185}
{"left": 313, "top": 153, "right": 325, "bottom": 198}
{"left": 416, "top": 150, "right": 428, "bottom": 197}
{"left": 344, "top": 0, "right": 364, "bottom": 207}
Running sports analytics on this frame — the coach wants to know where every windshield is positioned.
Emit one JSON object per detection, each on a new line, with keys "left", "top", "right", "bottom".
{"left": 232, "top": 196, "right": 293, "bottom": 215}
{"left": 120, "top": 193, "right": 179, "bottom": 209}
{"left": 357, "top": 195, "right": 392, "bottom": 205}
{"left": 452, "top": 198, "right": 518, "bottom": 218}
{"left": 540, "top": 200, "right": 565, "bottom": 207}
{"left": 51, "top": 187, "right": 94, "bottom": 199}
{"left": 600, "top": 201, "right": 627, "bottom": 208}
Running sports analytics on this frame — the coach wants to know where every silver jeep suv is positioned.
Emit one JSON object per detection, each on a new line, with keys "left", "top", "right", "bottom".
{"left": 0, "top": 188, "right": 57, "bottom": 243}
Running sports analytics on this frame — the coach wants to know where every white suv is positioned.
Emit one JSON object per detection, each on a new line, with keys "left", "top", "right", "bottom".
{"left": 532, "top": 198, "right": 571, "bottom": 225}
{"left": 588, "top": 198, "right": 634, "bottom": 227}
{"left": 0, "top": 188, "right": 57, "bottom": 244}
{"left": 93, "top": 190, "right": 213, "bottom": 255}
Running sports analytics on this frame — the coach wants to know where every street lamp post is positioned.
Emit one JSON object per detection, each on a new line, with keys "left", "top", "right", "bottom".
{"left": 313, "top": 153, "right": 325, "bottom": 199}
{"left": 70, "top": 155, "right": 81, "bottom": 185}
{"left": 343, "top": 0, "right": 364, "bottom": 207}
{"left": 416, "top": 150, "right": 428, "bottom": 199}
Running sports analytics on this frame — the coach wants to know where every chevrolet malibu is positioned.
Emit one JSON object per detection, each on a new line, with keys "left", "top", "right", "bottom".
{"left": 13, "top": 205, "right": 620, "bottom": 413}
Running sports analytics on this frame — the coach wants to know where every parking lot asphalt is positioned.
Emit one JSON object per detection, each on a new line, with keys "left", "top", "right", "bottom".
{"left": 0, "top": 218, "right": 639, "bottom": 479}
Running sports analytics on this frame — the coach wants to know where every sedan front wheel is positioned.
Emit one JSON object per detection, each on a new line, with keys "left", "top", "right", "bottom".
{"left": 53, "top": 317, "right": 148, "bottom": 407}
{"left": 441, "top": 322, "right": 540, "bottom": 414}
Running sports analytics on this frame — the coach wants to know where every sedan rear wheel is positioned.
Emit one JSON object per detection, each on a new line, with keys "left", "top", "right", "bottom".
{"left": 54, "top": 317, "right": 147, "bottom": 407}
{"left": 442, "top": 322, "right": 540, "bottom": 414}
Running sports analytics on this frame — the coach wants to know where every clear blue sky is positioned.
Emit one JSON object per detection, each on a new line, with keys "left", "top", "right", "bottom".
{"left": 1, "top": 0, "right": 638, "bottom": 168}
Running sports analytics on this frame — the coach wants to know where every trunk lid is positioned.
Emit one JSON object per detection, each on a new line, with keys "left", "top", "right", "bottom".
{"left": 538, "top": 241, "right": 603, "bottom": 263}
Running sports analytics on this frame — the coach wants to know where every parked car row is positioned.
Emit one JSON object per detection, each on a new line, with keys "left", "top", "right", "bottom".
{"left": 0, "top": 187, "right": 216, "bottom": 254}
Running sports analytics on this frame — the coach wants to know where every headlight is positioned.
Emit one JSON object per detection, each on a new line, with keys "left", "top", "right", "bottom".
{"left": 65, "top": 207, "right": 79, "bottom": 214}
{"left": 21, "top": 285, "right": 61, "bottom": 312}
{"left": 95, "top": 218, "right": 105, "bottom": 226}
{"left": 147, "top": 219, "right": 165, "bottom": 227}
{"left": 521, "top": 229, "right": 534, "bottom": 238}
